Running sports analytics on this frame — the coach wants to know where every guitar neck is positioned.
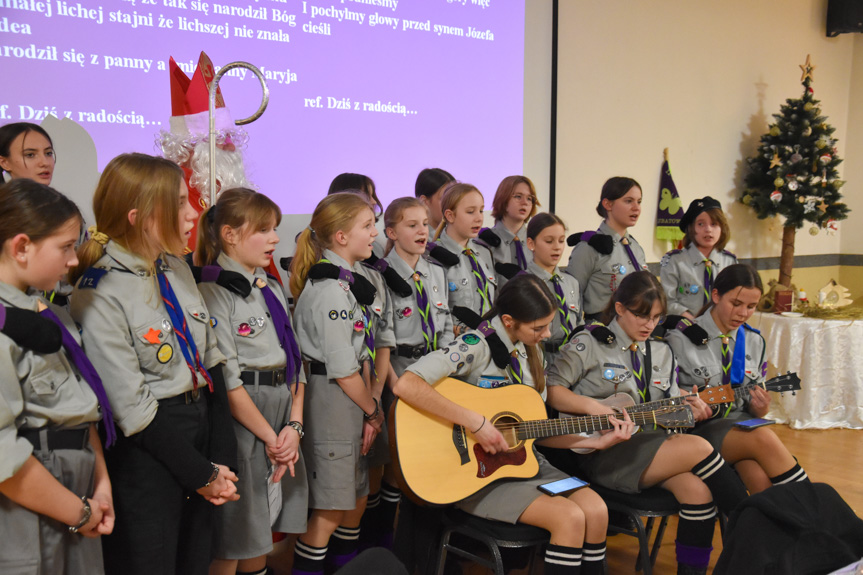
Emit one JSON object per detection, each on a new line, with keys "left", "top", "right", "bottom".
{"left": 517, "top": 410, "right": 670, "bottom": 440}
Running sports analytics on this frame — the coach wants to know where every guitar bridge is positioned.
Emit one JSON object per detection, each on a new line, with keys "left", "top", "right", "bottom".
{"left": 452, "top": 424, "right": 470, "bottom": 465}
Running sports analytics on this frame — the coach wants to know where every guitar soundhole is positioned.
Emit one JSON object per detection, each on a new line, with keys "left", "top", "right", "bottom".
{"left": 492, "top": 413, "right": 524, "bottom": 451}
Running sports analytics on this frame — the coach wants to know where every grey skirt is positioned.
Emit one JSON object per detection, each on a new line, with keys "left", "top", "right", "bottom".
{"left": 692, "top": 410, "right": 750, "bottom": 452}
{"left": 214, "top": 383, "right": 309, "bottom": 560}
{"left": 456, "top": 450, "right": 569, "bottom": 524}
{"left": 578, "top": 430, "right": 671, "bottom": 493}
{"left": 0, "top": 436, "right": 103, "bottom": 575}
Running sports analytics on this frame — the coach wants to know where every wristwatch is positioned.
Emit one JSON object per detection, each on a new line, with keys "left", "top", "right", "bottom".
{"left": 203, "top": 463, "right": 220, "bottom": 488}
{"left": 287, "top": 420, "right": 304, "bottom": 439}
{"left": 68, "top": 496, "right": 91, "bottom": 534}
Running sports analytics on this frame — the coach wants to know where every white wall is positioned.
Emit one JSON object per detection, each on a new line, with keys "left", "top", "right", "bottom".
{"left": 553, "top": 0, "right": 859, "bottom": 262}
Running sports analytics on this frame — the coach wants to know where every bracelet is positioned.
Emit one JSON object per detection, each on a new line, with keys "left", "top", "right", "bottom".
{"left": 471, "top": 416, "right": 487, "bottom": 434}
{"left": 363, "top": 397, "right": 380, "bottom": 421}
{"left": 203, "top": 463, "right": 220, "bottom": 488}
{"left": 287, "top": 420, "right": 304, "bottom": 439}
{"left": 68, "top": 496, "right": 91, "bottom": 534}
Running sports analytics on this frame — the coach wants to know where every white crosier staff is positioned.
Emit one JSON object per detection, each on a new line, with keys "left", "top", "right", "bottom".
{"left": 208, "top": 61, "right": 270, "bottom": 205}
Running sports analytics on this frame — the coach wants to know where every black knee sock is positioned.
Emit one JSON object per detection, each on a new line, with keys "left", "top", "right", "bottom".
{"left": 358, "top": 491, "right": 381, "bottom": 548}
{"left": 675, "top": 502, "right": 715, "bottom": 571}
{"left": 691, "top": 450, "right": 748, "bottom": 513}
{"left": 292, "top": 539, "right": 326, "bottom": 574}
{"left": 770, "top": 461, "right": 809, "bottom": 485}
{"left": 237, "top": 569, "right": 269, "bottom": 575}
{"left": 581, "top": 541, "right": 605, "bottom": 575}
{"left": 379, "top": 482, "right": 401, "bottom": 533}
{"left": 544, "top": 543, "right": 582, "bottom": 575}
{"left": 327, "top": 525, "right": 360, "bottom": 569}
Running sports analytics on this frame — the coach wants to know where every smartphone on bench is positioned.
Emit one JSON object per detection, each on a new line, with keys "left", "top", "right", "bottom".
{"left": 538, "top": 476, "right": 590, "bottom": 496}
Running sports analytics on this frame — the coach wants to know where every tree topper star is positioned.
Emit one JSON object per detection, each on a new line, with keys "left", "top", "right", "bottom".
{"left": 800, "top": 54, "right": 816, "bottom": 83}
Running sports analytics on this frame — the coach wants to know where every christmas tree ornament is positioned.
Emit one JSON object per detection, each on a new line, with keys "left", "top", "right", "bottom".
{"left": 770, "top": 126, "right": 781, "bottom": 137}
{"left": 804, "top": 102, "right": 814, "bottom": 111}
{"left": 791, "top": 152, "right": 803, "bottom": 163}
{"left": 742, "top": 194, "right": 752, "bottom": 205}
{"left": 803, "top": 126, "right": 812, "bottom": 136}
{"left": 817, "top": 200, "right": 828, "bottom": 213}
{"left": 769, "top": 153, "right": 782, "bottom": 169}
{"left": 804, "top": 200, "right": 817, "bottom": 213}
{"left": 774, "top": 177, "right": 785, "bottom": 188}
{"left": 809, "top": 226, "right": 819, "bottom": 236}
{"left": 798, "top": 196, "right": 806, "bottom": 203}
{"left": 787, "top": 181, "right": 799, "bottom": 191}
{"left": 819, "top": 154, "right": 832, "bottom": 164}
{"left": 770, "top": 191, "right": 783, "bottom": 203}
{"left": 826, "top": 219, "right": 839, "bottom": 235}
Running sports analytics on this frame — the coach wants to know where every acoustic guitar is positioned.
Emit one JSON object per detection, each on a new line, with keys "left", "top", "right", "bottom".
{"left": 390, "top": 377, "right": 694, "bottom": 505}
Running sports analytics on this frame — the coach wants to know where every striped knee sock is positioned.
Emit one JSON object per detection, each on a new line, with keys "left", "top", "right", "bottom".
{"left": 358, "top": 491, "right": 381, "bottom": 549}
{"left": 691, "top": 450, "right": 748, "bottom": 513}
{"left": 581, "top": 541, "right": 605, "bottom": 575}
{"left": 675, "top": 502, "right": 715, "bottom": 572}
{"left": 770, "top": 462, "right": 809, "bottom": 485}
{"left": 327, "top": 525, "right": 360, "bottom": 568}
{"left": 292, "top": 539, "right": 326, "bottom": 575}
{"left": 544, "top": 543, "right": 582, "bottom": 575}
{"left": 378, "top": 482, "right": 401, "bottom": 547}
{"left": 237, "top": 569, "right": 269, "bottom": 575}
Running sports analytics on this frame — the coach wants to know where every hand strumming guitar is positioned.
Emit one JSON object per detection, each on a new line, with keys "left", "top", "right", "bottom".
{"left": 468, "top": 412, "right": 509, "bottom": 454}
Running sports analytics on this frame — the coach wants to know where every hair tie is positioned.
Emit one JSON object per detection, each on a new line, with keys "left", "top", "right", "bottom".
{"left": 308, "top": 225, "right": 316, "bottom": 236}
{"left": 88, "top": 226, "right": 109, "bottom": 246}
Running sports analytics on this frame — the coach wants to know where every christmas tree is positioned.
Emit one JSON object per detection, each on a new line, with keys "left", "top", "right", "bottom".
{"left": 741, "top": 55, "right": 850, "bottom": 287}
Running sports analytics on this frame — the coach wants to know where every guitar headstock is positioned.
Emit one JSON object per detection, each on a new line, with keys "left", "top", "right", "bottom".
{"left": 654, "top": 406, "right": 695, "bottom": 429}
{"left": 699, "top": 384, "right": 735, "bottom": 405}
{"left": 765, "top": 372, "right": 801, "bottom": 393}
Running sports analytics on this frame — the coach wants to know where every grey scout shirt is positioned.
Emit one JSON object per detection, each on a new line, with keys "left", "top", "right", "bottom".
{"left": 407, "top": 315, "right": 541, "bottom": 398}
{"left": 565, "top": 221, "right": 648, "bottom": 316}
{"left": 526, "top": 260, "right": 583, "bottom": 351}
{"left": 660, "top": 244, "right": 738, "bottom": 316}
{"left": 383, "top": 251, "right": 452, "bottom": 374}
{"left": 435, "top": 229, "right": 497, "bottom": 319}
{"left": 665, "top": 310, "right": 766, "bottom": 413}
{"left": 547, "top": 318, "right": 679, "bottom": 406}
{"left": 70, "top": 241, "right": 225, "bottom": 437}
{"left": 293, "top": 249, "right": 373, "bottom": 380}
{"left": 197, "top": 253, "right": 306, "bottom": 391}
{"left": 479, "top": 221, "right": 529, "bottom": 272}
{"left": 0, "top": 283, "right": 100, "bottom": 482}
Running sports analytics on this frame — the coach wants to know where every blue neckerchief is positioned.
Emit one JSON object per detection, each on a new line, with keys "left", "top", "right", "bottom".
{"left": 730, "top": 325, "right": 746, "bottom": 385}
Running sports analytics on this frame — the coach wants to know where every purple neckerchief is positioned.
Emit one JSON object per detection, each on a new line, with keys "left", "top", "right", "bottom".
{"left": 0, "top": 305, "right": 5, "bottom": 328}
{"left": 513, "top": 239, "right": 528, "bottom": 270}
{"left": 199, "top": 265, "right": 221, "bottom": 283}
{"left": 412, "top": 272, "right": 437, "bottom": 353}
{"left": 40, "top": 308, "right": 117, "bottom": 447}
{"left": 703, "top": 261, "right": 713, "bottom": 305}
{"left": 372, "top": 258, "right": 389, "bottom": 274}
{"left": 477, "top": 320, "right": 495, "bottom": 338}
{"left": 257, "top": 278, "right": 302, "bottom": 390}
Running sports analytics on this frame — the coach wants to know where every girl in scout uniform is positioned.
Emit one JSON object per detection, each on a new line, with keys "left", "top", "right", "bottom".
{"left": 660, "top": 197, "right": 738, "bottom": 319}
{"left": 666, "top": 264, "right": 808, "bottom": 494}
{"left": 414, "top": 167, "right": 455, "bottom": 237}
{"left": 327, "top": 173, "right": 388, "bottom": 258}
{"left": 393, "top": 274, "right": 634, "bottom": 575}
{"left": 524, "top": 212, "right": 582, "bottom": 363}
{"left": 0, "top": 179, "right": 114, "bottom": 574}
{"left": 366, "top": 197, "right": 453, "bottom": 548}
{"left": 69, "top": 153, "right": 239, "bottom": 575}
{"left": 194, "top": 188, "right": 309, "bottom": 575}
{"left": 430, "top": 183, "right": 496, "bottom": 331}
{"left": 477, "top": 175, "right": 540, "bottom": 276}
{"left": 565, "top": 177, "right": 649, "bottom": 321}
{"left": 289, "top": 192, "right": 386, "bottom": 575}
{"left": 545, "top": 271, "right": 748, "bottom": 575}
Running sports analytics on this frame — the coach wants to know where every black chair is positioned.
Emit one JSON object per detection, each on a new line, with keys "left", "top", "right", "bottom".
{"left": 436, "top": 507, "right": 550, "bottom": 575}
{"left": 592, "top": 484, "right": 680, "bottom": 575}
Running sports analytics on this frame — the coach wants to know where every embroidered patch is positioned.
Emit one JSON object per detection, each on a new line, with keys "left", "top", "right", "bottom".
{"left": 462, "top": 334, "right": 480, "bottom": 345}
{"left": 457, "top": 362, "right": 465, "bottom": 370}
{"left": 449, "top": 352, "right": 461, "bottom": 362}
{"left": 209, "top": 317, "right": 218, "bottom": 328}
{"left": 143, "top": 328, "right": 162, "bottom": 345}
{"left": 448, "top": 281, "right": 457, "bottom": 292}
{"left": 466, "top": 354, "right": 474, "bottom": 363}
{"left": 77, "top": 267, "right": 107, "bottom": 290}
{"left": 329, "top": 310, "right": 339, "bottom": 320}
{"left": 575, "top": 343, "right": 586, "bottom": 352}
{"left": 157, "top": 343, "right": 173, "bottom": 363}
{"left": 459, "top": 343, "right": 469, "bottom": 352}
{"left": 340, "top": 310, "right": 348, "bottom": 320}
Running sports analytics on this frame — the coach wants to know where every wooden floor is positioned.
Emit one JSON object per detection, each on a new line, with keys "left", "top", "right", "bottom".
{"left": 267, "top": 425, "right": 862, "bottom": 574}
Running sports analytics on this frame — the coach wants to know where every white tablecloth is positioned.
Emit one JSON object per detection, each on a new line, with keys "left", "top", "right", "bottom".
{"left": 750, "top": 312, "right": 863, "bottom": 429}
